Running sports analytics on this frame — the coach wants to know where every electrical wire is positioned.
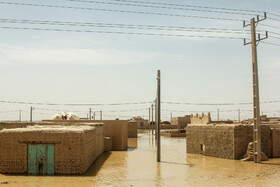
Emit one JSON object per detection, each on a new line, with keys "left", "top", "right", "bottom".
{"left": 0, "top": 100, "right": 153, "bottom": 106}
{"left": 162, "top": 100, "right": 280, "bottom": 106}
{"left": 111, "top": 0, "right": 264, "bottom": 14}
{"left": 0, "top": 18, "right": 251, "bottom": 34}
{"left": 261, "top": 41, "right": 280, "bottom": 47}
{"left": 260, "top": 23, "right": 280, "bottom": 30}
{"left": 0, "top": 26, "right": 247, "bottom": 40}
{"left": 65, "top": 0, "right": 258, "bottom": 16}
{"left": 0, "top": 1, "right": 243, "bottom": 22}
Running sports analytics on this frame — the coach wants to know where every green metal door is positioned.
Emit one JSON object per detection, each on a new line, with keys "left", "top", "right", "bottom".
{"left": 28, "top": 144, "right": 54, "bottom": 175}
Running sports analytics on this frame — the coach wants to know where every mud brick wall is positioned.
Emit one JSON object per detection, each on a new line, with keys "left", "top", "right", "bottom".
{"left": 0, "top": 122, "right": 36, "bottom": 130}
{"left": 190, "top": 113, "right": 211, "bottom": 124}
{"left": 128, "top": 122, "right": 137, "bottom": 138}
{"left": 0, "top": 125, "right": 97, "bottom": 174}
{"left": 186, "top": 124, "right": 272, "bottom": 160}
{"left": 130, "top": 120, "right": 149, "bottom": 129}
{"left": 271, "top": 128, "right": 280, "bottom": 157}
{"left": 43, "top": 120, "right": 128, "bottom": 151}
{"left": 171, "top": 116, "right": 191, "bottom": 129}
{"left": 233, "top": 125, "right": 272, "bottom": 158}
{"left": 186, "top": 124, "right": 235, "bottom": 159}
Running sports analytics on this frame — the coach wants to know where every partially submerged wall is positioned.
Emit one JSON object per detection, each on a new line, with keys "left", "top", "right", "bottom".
{"left": 130, "top": 120, "right": 149, "bottom": 129}
{"left": 128, "top": 121, "right": 137, "bottom": 138}
{"left": 43, "top": 120, "right": 128, "bottom": 151}
{"left": 186, "top": 124, "right": 272, "bottom": 159}
{"left": 272, "top": 128, "right": 280, "bottom": 157}
{"left": 0, "top": 125, "right": 100, "bottom": 174}
{"left": 171, "top": 116, "right": 191, "bottom": 129}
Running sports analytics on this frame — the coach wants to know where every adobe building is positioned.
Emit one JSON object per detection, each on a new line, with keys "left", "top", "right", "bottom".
{"left": 190, "top": 112, "right": 211, "bottom": 124}
{"left": 0, "top": 123, "right": 104, "bottom": 175}
{"left": 128, "top": 121, "right": 137, "bottom": 138}
{"left": 43, "top": 120, "right": 128, "bottom": 151}
{"left": 130, "top": 119, "right": 149, "bottom": 129}
{"left": 186, "top": 124, "right": 274, "bottom": 160}
{"left": 171, "top": 115, "right": 191, "bottom": 129}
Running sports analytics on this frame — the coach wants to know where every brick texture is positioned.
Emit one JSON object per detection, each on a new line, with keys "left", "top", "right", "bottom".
{"left": 186, "top": 124, "right": 272, "bottom": 159}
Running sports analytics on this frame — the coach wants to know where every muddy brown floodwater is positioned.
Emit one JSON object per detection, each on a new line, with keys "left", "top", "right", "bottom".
{"left": 1, "top": 130, "right": 280, "bottom": 186}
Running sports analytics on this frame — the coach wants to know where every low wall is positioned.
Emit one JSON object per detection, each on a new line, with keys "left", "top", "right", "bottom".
{"left": 0, "top": 125, "right": 98, "bottom": 174}
{"left": 171, "top": 116, "right": 190, "bottom": 129}
{"left": 128, "top": 122, "right": 137, "bottom": 138}
{"left": 0, "top": 122, "right": 35, "bottom": 130}
{"left": 186, "top": 124, "right": 271, "bottom": 159}
{"left": 272, "top": 128, "right": 280, "bottom": 157}
{"left": 43, "top": 120, "right": 128, "bottom": 151}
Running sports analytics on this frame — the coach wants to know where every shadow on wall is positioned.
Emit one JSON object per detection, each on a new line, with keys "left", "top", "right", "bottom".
{"left": 84, "top": 152, "right": 112, "bottom": 176}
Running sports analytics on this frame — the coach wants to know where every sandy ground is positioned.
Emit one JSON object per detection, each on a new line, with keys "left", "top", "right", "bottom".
{"left": 1, "top": 130, "right": 280, "bottom": 186}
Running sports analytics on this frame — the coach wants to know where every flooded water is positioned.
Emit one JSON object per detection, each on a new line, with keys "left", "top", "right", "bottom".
{"left": 1, "top": 130, "right": 280, "bottom": 186}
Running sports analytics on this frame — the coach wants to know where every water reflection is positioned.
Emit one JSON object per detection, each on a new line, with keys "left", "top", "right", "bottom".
{"left": 1, "top": 130, "right": 280, "bottom": 186}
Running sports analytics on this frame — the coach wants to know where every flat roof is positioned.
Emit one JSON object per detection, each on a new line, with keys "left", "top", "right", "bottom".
{"left": 0, "top": 125, "right": 96, "bottom": 133}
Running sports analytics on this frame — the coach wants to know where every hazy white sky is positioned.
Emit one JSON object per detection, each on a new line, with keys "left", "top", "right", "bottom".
{"left": 0, "top": 0, "right": 279, "bottom": 121}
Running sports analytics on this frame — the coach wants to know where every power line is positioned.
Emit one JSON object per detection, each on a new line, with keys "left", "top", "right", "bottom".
{"left": 162, "top": 100, "right": 280, "bottom": 106}
{"left": 109, "top": 0, "right": 280, "bottom": 20}
{"left": 268, "top": 31, "right": 280, "bottom": 36}
{"left": 267, "top": 17, "right": 280, "bottom": 22}
{"left": 0, "top": 26, "right": 247, "bottom": 39}
{"left": 0, "top": 18, "right": 251, "bottom": 35}
{"left": 0, "top": 18, "right": 248, "bottom": 32}
{"left": 0, "top": 1, "right": 243, "bottom": 22}
{"left": 111, "top": 0, "right": 264, "bottom": 14}
{"left": 0, "top": 110, "right": 20, "bottom": 113}
{"left": 261, "top": 41, "right": 280, "bottom": 47}
{"left": 0, "top": 100, "right": 152, "bottom": 106}
{"left": 260, "top": 23, "right": 280, "bottom": 30}
{"left": 66, "top": 0, "right": 258, "bottom": 16}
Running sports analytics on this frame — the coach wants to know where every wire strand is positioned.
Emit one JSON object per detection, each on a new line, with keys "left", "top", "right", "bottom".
{"left": 261, "top": 41, "right": 280, "bottom": 47}
{"left": 0, "top": 26, "right": 246, "bottom": 39}
{"left": 111, "top": 0, "right": 264, "bottom": 14}
{"left": 0, "top": 100, "right": 152, "bottom": 106}
{"left": 65, "top": 0, "right": 258, "bottom": 16}
{"left": 0, "top": 2, "right": 243, "bottom": 22}
{"left": 0, "top": 18, "right": 251, "bottom": 35}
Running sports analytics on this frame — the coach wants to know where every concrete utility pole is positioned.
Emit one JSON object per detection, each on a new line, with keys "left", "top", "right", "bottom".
{"left": 100, "top": 110, "right": 102, "bottom": 120}
{"left": 155, "top": 98, "right": 157, "bottom": 139}
{"left": 149, "top": 107, "right": 151, "bottom": 132}
{"left": 217, "top": 109, "right": 219, "bottom": 121}
{"left": 30, "top": 106, "right": 33, "bottom": 122}
{"left": 243, "top": 13, "right": 268, "bottom": 163}
{"left": 19, "top": 110, "right": 21, "bottom": 121}
{"left": 151, "top": 104, "right": 154, "bottom": 135}
{"left": 156, "top": 70, "right": 161, "bottom": 162}
{"left": 89, "top": 108, "right": 92, "bottom": 121}
{"left": 238, "top": 109, "right": 241, "bottom": 122}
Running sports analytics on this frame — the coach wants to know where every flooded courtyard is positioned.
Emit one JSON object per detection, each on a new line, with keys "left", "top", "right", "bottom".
{"left": 1, "top": 130, "right": 280, "bottom": 186}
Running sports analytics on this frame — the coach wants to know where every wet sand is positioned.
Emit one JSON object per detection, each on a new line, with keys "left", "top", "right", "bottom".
{"left": 1, "top": 130, "right": 280, "bottom": 186}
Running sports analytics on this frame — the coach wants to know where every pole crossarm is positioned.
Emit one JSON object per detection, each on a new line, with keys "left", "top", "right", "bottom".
{"left": 243, "top": 13, "right": 268, "bottom": 46}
